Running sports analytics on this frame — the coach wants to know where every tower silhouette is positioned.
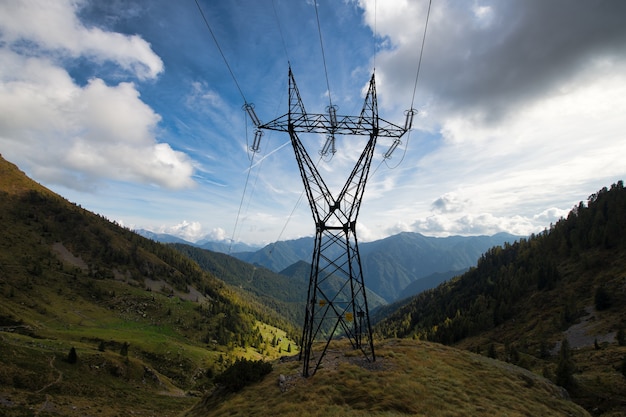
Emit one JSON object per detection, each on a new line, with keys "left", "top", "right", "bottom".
{"left": 259, "top": 67, "right": 411, "bottom": 376}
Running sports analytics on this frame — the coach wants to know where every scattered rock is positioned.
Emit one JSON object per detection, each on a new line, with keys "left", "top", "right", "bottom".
{"left": 278, "top": 374, "right": 287, "bottom": 392}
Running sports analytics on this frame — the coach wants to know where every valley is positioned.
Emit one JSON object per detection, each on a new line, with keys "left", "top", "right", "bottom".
{"left": 1, "top": 154, "right": 625, "bottom": 416}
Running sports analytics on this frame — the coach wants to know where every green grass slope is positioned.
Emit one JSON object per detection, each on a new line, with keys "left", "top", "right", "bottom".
{"left": 375, "top": 182, "right": 626, "bottom": 416}
{"left": 0, "top": 155, "right": 296, "bottom": 415}
{"left": 185, "top": 339, "right": 589, "bottom": 417}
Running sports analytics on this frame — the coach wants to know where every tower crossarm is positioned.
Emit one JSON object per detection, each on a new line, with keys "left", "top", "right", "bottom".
{"left": 259, "top": 114, "right": 406, "bottom": 138}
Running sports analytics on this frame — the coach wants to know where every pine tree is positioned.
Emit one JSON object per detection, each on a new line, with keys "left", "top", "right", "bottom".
{"left": 67, "top": 347, "right": 78, "bottom": 364}
{"left": 556, "top": 339, "right": 574, "bottom": 388}
{"left": 120, "top": 342, "right": 129, "bottom": 357}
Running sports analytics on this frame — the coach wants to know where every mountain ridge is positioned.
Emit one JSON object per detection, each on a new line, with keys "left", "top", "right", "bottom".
{"left": 231, "top": 231, "right": 519, "bottom": 302}
{"left": 141, "top": 228, "right": 520, "bottom": 303}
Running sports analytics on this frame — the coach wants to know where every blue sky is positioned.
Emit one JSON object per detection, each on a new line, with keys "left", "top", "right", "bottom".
{"left": 1, "top": 0, "right": 625, "bottom": 246}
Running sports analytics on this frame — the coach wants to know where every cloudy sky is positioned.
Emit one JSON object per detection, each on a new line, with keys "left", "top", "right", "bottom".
{"left": 1, "top": 0, "right": 625, "bottom": 246}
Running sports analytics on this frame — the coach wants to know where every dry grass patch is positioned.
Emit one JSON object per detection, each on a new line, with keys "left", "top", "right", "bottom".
{"left": 185, "top": 338, "right": 590, "bottom": 417}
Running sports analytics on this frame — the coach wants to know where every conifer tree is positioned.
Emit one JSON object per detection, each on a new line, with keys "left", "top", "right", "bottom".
{"left": 556, "top": 339, "right": 574, "bottom": 388}
{"left": 67, "top": 347, "right": 78, "bottom": 364}
{"left": 120, "top": 342, "right": 129, "bottom": 357}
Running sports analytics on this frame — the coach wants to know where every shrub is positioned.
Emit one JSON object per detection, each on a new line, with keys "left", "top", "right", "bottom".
{"left": 214, "top": 358, "right": 272, "bottom": 392}
{"left": 617, "top": 328, "right": 625, "bottom": 346}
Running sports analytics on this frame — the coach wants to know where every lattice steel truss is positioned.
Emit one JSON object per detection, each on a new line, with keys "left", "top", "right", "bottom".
{"left": 259, "top": 67, "right": 409, "bottom": 376}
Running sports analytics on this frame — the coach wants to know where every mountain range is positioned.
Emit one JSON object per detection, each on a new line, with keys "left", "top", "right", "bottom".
{"left": 1, "top": 153, "right": 623, "bottom": 416}
{"left": 136, "top": 229, "right": 261, "bottom": 253}
{"left": 142, "top": 230, "right": 518, "bottom": 303}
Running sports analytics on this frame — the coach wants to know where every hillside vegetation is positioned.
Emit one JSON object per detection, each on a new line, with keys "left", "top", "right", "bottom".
{"left": 169, "top": 243, "right": 304, "bottom": 335}
{"left": 376, "top": 182, "right": 626, "bottom": 416}
{"left": 170, "top": 246, "right": 387, "bottom": 340}
{"left": 0, "top": 155, "right": 296, "bottom": 415}
{"left": 185, "top": 338, "right": 590, "bottom": 417}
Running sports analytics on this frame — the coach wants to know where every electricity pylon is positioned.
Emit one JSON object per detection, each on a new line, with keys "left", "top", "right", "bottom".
{"left": 256, "top": 67, "right": 411, "bottom": 377}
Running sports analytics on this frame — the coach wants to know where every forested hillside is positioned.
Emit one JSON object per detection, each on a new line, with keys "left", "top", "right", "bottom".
{"left": 0, "top": 155, "right": 268, "bottom": 348}
{"left": 376, "top": 182, "right": 626, "bottom": 415}
{"left": 170, "top": 245, "right": 388, "bottom": 338}
{"left": 0, "top": 155, "right": 296, "bottom": 415}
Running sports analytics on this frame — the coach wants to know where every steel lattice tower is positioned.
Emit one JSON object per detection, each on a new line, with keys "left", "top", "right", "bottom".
{"left": 258, "top": 67, "right": 410, "bottom": 376}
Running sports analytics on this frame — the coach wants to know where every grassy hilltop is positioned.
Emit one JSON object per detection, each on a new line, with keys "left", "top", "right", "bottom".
{"left": 185, "top": 339, "right": 589, "bottom": 417}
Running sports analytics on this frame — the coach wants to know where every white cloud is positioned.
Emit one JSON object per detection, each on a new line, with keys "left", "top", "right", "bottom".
{"left": 472, "top": 5, "right": 494, "bottom": 28}
{"left": 411, "top": 212, "right": 536, "bottom": 237}
{"left": 159, "top": 220, "right": 205, "bottom": 242}
{"left": 206, "top": 227, "right": 228, "bottom": 242}
{"left": 0, "top": 0, "right": 163, "bottom": 80}
{"left": 0, "top": 0, "right": 193, "bottom": 191}
{"left": 533, "top": 207, "right": 570, "bottom": 225}
{"left": 348, "top": 0, "right": 626, "bottom": 239}
{"left": 431, "top": 192, "right": 470, "bottom": 214}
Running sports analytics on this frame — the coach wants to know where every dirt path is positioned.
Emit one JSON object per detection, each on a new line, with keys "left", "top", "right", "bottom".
{"left": 36, "top": 355, "right": 63, "bottom": 394}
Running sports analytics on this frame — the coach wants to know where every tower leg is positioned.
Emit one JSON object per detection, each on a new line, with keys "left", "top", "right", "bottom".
{"left": 291, "top": 130, "right": 377, "bottom": 377}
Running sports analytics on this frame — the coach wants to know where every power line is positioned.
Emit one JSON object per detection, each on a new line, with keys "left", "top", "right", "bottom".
{"left": 271, "top": 0, "right": 290, "bottom": 63}
{"left": 229, "top": 151, "right": 256, "bottom": 254}
{"left": 313, "top": 0, "right": 334, "bottom": 109}
{"left": 193, "top": 0, "right": 267, "bottom": 250}
{"left": 410, "top": 0, "right": 433, "bottom": 109}
{"left": 194, "top": 0, "right": 248, "bottom": 104}
{"left": 373, "top": 0, "right": 377, "bottom": 71}
{"left": 379, "top": 0, "right": 432, "bottom": 170}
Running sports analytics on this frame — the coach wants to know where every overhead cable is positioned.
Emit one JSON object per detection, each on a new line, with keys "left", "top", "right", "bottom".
{"left": 272, "top": 0, "right": 291, "bottom": 63}
{"left": 313, "top": 0, "right": 334, "bottom": 109}
{"left": 410, "top": 0, "right": 433, "bottom": 109}
{"left": 194, "top": 0, "right": 248, "bottom": 104}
